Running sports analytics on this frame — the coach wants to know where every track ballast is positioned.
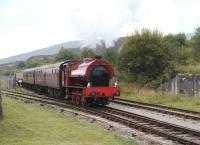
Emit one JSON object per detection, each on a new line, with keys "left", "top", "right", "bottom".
{"left": 2, "top": 90, "right": 200, "bottom": 145}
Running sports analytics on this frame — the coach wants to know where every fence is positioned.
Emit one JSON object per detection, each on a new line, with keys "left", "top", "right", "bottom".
{"left": 0, "top": 75, "right": 16, "bottom": 120}
{"left": 159, "top": 73, "right": 200, "bottom": 96}
{"left": 0, "top": 74, "right": 15, "bottom": 90}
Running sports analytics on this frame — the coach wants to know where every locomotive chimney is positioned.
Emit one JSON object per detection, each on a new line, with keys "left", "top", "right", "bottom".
{"left": 94, "top": 55, "right": 102, "bottom": 59}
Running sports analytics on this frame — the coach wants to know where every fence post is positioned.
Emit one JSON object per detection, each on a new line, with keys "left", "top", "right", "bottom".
{"left": 0, "top": 81, "right": 3, "bottom": 120}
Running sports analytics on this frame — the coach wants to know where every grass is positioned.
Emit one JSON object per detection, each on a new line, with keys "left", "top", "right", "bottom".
{"left": 119, "top": 82, "right": 200, "bottom": 112}
{"left": 0, "top": 97, "right": 137, "bottom": 145}
{"left": 177, "top": 64, "right": 200, "bottom": 74}
{"left": 15, "top": 86, "right": 30, "bottom": 93}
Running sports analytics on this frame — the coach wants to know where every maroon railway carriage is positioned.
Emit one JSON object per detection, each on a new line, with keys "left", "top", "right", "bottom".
{"left": 22, "top": 57, "right": 120, "bottom": 106}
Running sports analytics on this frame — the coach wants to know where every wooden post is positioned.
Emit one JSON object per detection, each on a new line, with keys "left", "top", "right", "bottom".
{"left": 0, "top": 80, "right": 3, "bottom": 120}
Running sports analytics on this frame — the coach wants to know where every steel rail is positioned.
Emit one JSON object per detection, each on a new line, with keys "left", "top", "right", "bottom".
{"left": 2, "top": 90, "right": 200, "bottom": 145}
{"left": 112, "top": 98, "right": 200, "bottom": 120}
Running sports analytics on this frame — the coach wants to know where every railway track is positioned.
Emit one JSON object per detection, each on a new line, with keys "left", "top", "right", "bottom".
{"left": 7, "top": 90, "right": 200, "bottom": 121}
{"left": 2, "top": 90, "right": 200, "bottom": 145}
{"left": 111, "top": 98, "right": 200, "bottom": 120}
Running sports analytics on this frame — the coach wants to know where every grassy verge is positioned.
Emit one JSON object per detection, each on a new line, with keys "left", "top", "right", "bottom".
{"left": 14, "top": 86, "right": 30, "bottom": 93}
{"left": 0, "top": 97, "right": 136, "bottom": 145}
{"left": 119, "top": 82, "right": 200, "bottom": 112}
{"left": 177, "top": 64, "right": 200, "bottom": 74}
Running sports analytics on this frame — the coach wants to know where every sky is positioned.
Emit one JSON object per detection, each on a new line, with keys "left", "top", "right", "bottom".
{"left": 0, "top": 0, "right": 200, "bottom": 59}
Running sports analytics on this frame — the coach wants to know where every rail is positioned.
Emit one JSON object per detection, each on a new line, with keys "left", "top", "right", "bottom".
{"left": 2, "top": 90, "right": 200, "bottom": 145}
{"left": 111, "top": 98, "right": 200, "bottom": 120}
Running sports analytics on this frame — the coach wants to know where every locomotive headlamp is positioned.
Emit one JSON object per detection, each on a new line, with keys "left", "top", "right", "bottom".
{"left": 90, "top": 91, "right": 96, "bottom": 97}
{"left": 114, "top": 82, "right": 118, "bottom": 87}
{"left": 87, "top": 82, "right": 91, "bottom": 87}
{"left": 115, "top": 91, "right": 120, "bottom": 96}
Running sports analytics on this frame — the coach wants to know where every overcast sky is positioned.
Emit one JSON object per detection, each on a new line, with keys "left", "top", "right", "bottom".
{"left": 0, "top": 0, "right": 200, "bottom": 59}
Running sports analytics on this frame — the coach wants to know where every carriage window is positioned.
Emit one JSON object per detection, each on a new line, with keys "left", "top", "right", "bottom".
{"left": 52, "top": 69, "right": 54, "bottom": 79}
{"left": 44, "top": 72, "right": 46, "bottom": 78}
{"left": 56, "top": 70, "right": 58, "bottom": 79}
{"left": 53, "top": 73, "right": 55, "bottom": 80}
{"left": 53, "top": 70, "right": 55, "bottom": 80}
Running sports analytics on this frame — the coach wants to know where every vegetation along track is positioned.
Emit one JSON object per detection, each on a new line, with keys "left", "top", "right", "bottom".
{"left": 111, "top": 98, "right": 200, "bottom": 120}
{"left": 2, "top": 90, "right": 200, "bottom": 145}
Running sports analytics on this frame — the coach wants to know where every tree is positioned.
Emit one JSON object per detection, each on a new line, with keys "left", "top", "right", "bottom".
{"left": 80, "top": 47, "right": 96, "bottom": 58}
{"left": 25, "top": 59, "right": 40, "bottom": 68}
{"left": 164, "top": 33, "right": 190, "bottom": 64}
{"left": 55, "top": 47, "right": 77, "bottom": 61}
{"left": 119, "top": 29, "right": 173, "bottom": 84}
{"left": 164, "top": 33, "right": 187, "bottom": 47}
{"left": 191, "top": 27, "right": 200, "bottom": 61}
{"left": 103, "top": 47, "right": 118, "bottom": 65}
{"left": 15, "top": 61, "right": 25, "bottom": 69}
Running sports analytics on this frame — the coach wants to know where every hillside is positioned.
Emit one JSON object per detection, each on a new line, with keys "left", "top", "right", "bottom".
{"left": 0, "top": 40, "right": 83, "bottom": 64}
{"left": 0, "top": 37, "right": 127, "bottom": 65}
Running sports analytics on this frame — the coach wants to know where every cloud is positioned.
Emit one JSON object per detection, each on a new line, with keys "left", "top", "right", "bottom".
{"left": 70, "top": 0, "right": 141, "bottom": 45}
{"left": 0, "top": 0, "right": 200, "bottom": 59}
{"left": 0, "top": 0, "right": 76, "bottom": 59}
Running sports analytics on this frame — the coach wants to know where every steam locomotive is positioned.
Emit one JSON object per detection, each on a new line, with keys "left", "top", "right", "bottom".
{"left": 19, "top": 57, "right": 120, "bottom": 106}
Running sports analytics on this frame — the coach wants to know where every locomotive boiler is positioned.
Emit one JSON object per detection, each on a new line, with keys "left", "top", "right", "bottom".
{"left": 22, "top": 57, "right": 120, "bottom": 106}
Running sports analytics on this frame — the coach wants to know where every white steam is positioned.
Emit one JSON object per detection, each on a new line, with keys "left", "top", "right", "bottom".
{"left": 70, "top": 0, "right": 141, "bottom": 47}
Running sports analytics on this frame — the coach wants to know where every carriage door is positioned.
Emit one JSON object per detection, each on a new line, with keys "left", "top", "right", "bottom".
{"left": 33, "top": 70, "right": 35, "bottom": 84}
{"left": 62, "top": 65, "right": 67, "bottom": 87}
{"left": 64, "top": 64, "right": 72, "bottom": 87}
{"left": 64, "top": 65, "right": 68, "bottom": 87}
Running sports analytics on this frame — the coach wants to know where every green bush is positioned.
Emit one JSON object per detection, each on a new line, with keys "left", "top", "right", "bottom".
{"left": 103, "top": 47, "right": 119, "bottom": 66}
{"left": 55, "top": 48, "right": 78, "bottom": 61}
{"left": 164, "top": 33, "right": 191, "bottom": 64}
{"left": 119, "top": 29, "right": 174, "bottom": 85}
{"left": 191, "top": 27, "right": 200, "bottom": 61}
{"left": 80, "top": 47, "right": 96, "bottom": 59}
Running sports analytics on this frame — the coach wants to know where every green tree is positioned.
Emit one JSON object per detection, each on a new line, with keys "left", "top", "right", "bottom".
{"left": 119, "top": 29, "right": 173, "bottom": 84}
{"left": 164, "top": 33, "right": 190, "bottom": 64}
{"left": 191, "top": 27, "right": 200, "bottom": 61}
{"left": 103, "top": 47, "right": 118, "bottom": 65}
{"left": 15, "top": 61, "right": 25, "bottom": 69}
{"left": 80, "top": 47, "right": 96, "bottom": 58}
{"left": 55, "top": 47, "right": 77, "bottom": 61}
{"left": 25, "top": 59, "right": 40, "bottom": 68}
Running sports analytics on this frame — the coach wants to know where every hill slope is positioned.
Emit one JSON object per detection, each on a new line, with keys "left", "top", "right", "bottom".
{"left": 0, "top": 40, "right": 83, "bottom": 64}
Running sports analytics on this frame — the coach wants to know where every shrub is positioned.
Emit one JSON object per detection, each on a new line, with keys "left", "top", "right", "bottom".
{"left": 119, "top": 29, "right": 174, "bottom": 85}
